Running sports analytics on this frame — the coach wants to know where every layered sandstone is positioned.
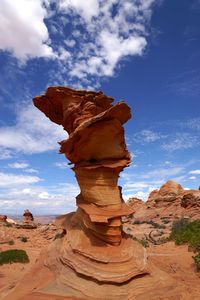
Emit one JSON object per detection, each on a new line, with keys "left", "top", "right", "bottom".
{"left": 4, "top": 87, "right": 188, "bottom": 299}
{"left": 127, "top": 181, "right": 200, "bottom": 223}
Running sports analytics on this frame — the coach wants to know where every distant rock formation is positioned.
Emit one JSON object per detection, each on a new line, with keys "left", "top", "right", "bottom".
{"left": 23, "top": 209, "right": 34, "bottom": 223}
{"left": 15, "top": 209, "right": 37, "bottom": 229}
{"left": 0, "top": 215, "right": 7, "bottom": 224}
{"left": 127, "top": 180, "right": 200, "bottom": 222}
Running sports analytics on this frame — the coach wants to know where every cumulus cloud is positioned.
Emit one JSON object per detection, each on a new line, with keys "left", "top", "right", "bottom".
{"left": 59, "top": 0, "right": 155, "bottom": 80}
{"left": 0, "top": 104, "right": 66, "bottom": 155}
{"left": 0, "top": 0, "right": 55, "bottom": 61}
{"left": 0, "top": 0, "right": 159, "bottom": 84}
{"left": 0, "top": 172, "right": 41, "bottom": 187}
{"left": 189, "top": 170, "right": 200, "bottom": 175}
{"left": 189, "top": 176, "right": 196, "bottom": 180}
{"left": 8, "top": 162, "right": 29, "bottom": 169}
{"left": 58, "top": 0, "right": 100, "bottom": 22}
{"left": 0, "top": 181, "right": 79, "bottom": 214}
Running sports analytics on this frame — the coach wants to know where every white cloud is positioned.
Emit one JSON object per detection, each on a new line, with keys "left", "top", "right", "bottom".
{"left": 142, "top": 167, "right": 184, "bottom": 179}
{"left": 0, "top": 172, "right": 41, "bottom": 187}
{"left": 184, "top": 118, "right": 200, "bottom": 131}
{"left": 189, "top": 176, "right": 196, "bottom": 180}
{"left": 161, "top": 133, "right": 199, "bottom": 152}
{"left": 38, "top": 191, "right": 50, "bottom": 199}
{"left": 124, "top": 182, "right": 150, "bottom": 189}
{"left": 24, "top": 168, "right": 39, "bottom": 173}
{"left": 54, "top": 162, "right": 69, "bottom": 169}
{"left": 0, "top": 104, "right": 66, "bottom": 154}
{"left": 0, "top": 181, "right": 79, "bottom": 215}
{"left": 58, "top": 0, "right": 100, "bottom": 22}
{"left": 189, "top": 170, "right": 200, "bottom": 175}
{"left": 0, "top": 0, "right": 55, "bottom": 61}
{"left": 132, "top": 129, "right": 163, "bottom": 144}
{"left": 0, "top": 0, "right": 159, "bottom": 84}
{"left": 8, "top": 162, "right": 29, "bottom": 169}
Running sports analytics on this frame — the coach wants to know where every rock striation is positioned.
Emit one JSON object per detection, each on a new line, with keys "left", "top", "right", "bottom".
{"left": 33, "top": 87, "right": 188, "bottom": 299}
{"left": 128, "top": 180, "right": 200, "bottom": 223}
{"left": 3, "top": 87, "right": 188, "bottom": 299}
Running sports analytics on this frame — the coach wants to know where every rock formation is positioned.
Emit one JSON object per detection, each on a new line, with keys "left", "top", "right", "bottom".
{"left": 3, "top": 87, "right": 188, "bottom": 299}
{"left": 127, "top": 180, "right": 200, "bottom": 223}
{"left": 15, "top": 209, "right": 37, "bottom": 229}
{"left": 23, "top": 209, "right": 34, "bottom": 223}
{"left": 0, "top": 215, "right": 7, "bottom": 224}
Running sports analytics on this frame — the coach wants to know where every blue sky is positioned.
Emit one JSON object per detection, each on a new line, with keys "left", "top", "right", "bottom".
{"left": 0, "top": 0, "right": 200, "bottom": 215}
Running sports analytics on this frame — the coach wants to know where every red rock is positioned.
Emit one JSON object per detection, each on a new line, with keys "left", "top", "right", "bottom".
{"left": 23, "top": 209, "right": 34, "bottom": 222}
{"left": 0, "top": 215, "right": 7, "bottom": 224}
{"left": 4, "top": 87, "right": 187, "bottom": 299}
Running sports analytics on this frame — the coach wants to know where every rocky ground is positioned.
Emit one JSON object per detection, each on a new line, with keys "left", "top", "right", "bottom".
{"left": 0, "top": 180, "right": 200, "bottom": 299}
{"left": 0, "top": 223, "right": 58, "bottom": 297}
{"left": 0, "top": 223, "right": 200, "bottom": 299}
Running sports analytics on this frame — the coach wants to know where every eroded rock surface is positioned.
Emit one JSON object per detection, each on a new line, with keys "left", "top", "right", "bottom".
{"left": 127, "top": 181, "right": 200, "bottom": 223}
{"left": 0, "top": 215, "right": 7, "bottom": 224}
{"left": 3, "top": 87, "right": 188, "bottom": 300}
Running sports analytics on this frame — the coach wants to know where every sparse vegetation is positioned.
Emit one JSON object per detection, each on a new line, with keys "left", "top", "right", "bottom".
{"left": 161, "top": 219, "right": 171, "bottom": 224}
{"left": 20, "top": 236, "right": 28, "bottom": 243}
{"left": 133, "top": 220, "right": 166, "bottom": 229}
{"left": 5, "top": 223, "right": 12, "bottom": 228}
{"left": 170, "top": 218, "right": 200, "bottom": 271}
{"left": 132, "top": 236, "right": 149, "bottom": 248}
{"left": 8, "top": 240, "right": 15, "bottom": 245}
{"left": 193, "top": 252, "right": 200, "bottom": 272}
{"left": 0, "top": 249, "right": 29, "bottom": 265}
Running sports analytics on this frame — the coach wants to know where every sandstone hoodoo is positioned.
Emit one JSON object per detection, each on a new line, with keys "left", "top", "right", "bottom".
{"left": 23, "top": 209, "right": 34, "bottom": 223}
{"left": 4, "top": 87, "right": 188, "bottom": 299}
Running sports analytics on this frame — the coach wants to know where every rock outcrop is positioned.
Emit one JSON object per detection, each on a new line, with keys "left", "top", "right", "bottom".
{"left": 15, "top": 209, "right": 37, "bottom": 229}
{"left": 3, "top": 87, "right": 188, "bottom": 299}
{"left": 0, "top": 215, "right": 7, "bottom": 224}
{"left": 23, "top": 209, "right": 34, "bottom": 223}
{"left": 127, "top": 181, "right": 200, "bottom": 223}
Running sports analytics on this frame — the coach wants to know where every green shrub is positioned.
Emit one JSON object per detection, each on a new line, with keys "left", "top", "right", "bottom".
{"left": 8, "top": 240, "right": 15, "bottom": 245}
{"left": 20, "top": 236, "right": 28, "bottom": 243}
{"left": 193, "top": 252, "right": 200, "bottom": 272}
{"left": 170, "top": 218, "right": 200, "bottom": 272}
{"left": 133, "top": 220, "right": 142, "bottom": 225}
{"left": 133, "top": 220, "right": 166, "bottom": 229}
{"left": 0, "top": 249, "right": 29, "bottom": 265}
{"left": 5, "top": 223, "right": 12, "bottom": 228}
{"left": 146, "top": 220, "right": 166, "bottom": 229}
{"left": 162, "top": 219, "right": 171, "bottom": 224}
{"left": 170, "top": 219, "right": 200, "bottom": 251}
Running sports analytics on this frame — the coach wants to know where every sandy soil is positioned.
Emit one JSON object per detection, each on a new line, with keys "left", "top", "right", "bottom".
{"left": 0, "top": 225, "right": 200, "bottom": 299}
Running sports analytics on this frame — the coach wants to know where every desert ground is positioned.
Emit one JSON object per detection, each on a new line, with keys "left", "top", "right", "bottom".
{"left": 0, "top": 211, "right": 200, "bottom": 299}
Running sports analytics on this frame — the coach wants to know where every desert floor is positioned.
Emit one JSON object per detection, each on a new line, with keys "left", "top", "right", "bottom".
{"left": 0, "top": 225, "right": 200, "bottom": 299}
